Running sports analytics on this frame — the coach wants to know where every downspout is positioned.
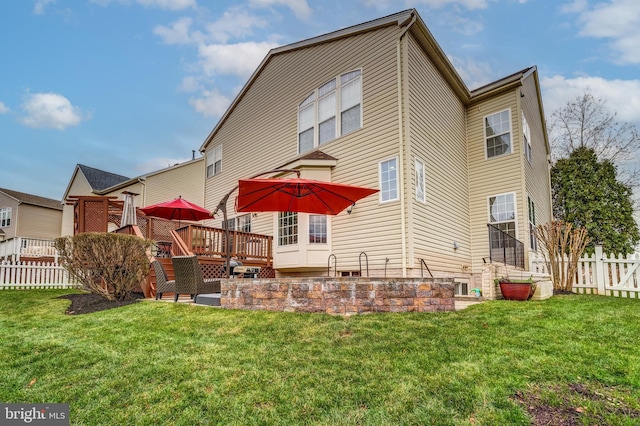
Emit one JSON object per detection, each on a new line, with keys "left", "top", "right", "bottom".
{"left": 396, "top": 12, "right": 416, "bottom": 277}
{"left": 137, "top": 178, "right": 146, "bottom": 207}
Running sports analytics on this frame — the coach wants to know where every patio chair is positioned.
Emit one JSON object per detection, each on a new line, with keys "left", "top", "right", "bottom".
{"left": 171, "top": 255, "right": 221, "bottom": 302}
{"left": 153, "top": 260, "right": 175, "bottom": 300}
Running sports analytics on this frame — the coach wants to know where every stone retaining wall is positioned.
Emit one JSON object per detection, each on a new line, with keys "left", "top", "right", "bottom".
{"left": 221, "top": 277, "right": 455, "bottom": 314}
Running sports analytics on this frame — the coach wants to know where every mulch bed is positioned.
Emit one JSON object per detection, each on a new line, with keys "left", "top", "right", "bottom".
{"left": 513, "top": 382, "right": 640, "bottom": 425}
{"left": 59, "top": 292, "right": 146, "bottom": 315}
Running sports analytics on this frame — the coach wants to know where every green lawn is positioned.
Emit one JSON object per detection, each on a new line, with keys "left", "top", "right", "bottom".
{"left": 1, "top": 290, "right": 639, "bottom": 425}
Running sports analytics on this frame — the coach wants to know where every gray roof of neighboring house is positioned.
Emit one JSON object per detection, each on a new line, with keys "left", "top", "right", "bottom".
{"left": 78, "top": 164, "right": 130, "bottom": 192}
{"left": 0, "top": 188, "right": 63, "bottom": 210}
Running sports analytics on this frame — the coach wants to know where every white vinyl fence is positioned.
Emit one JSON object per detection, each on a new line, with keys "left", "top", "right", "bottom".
{"left": 0, "top": 260, "right": 80, "bottom": 290}
{"left": 530, "top": 246, "right": 640, "bottom": 298}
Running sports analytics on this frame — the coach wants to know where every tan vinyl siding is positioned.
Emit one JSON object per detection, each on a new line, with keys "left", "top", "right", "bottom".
{"left": 406, "top": 34, "right": 471, "bottom": 274}
{"left": 204, "top": 26, "right": 403, "bottom": 273}
{"left": 141, "top": 159, "right": 205, "bottom": 209}
{"left": 0, "top": 193, "right": 19, "bottom": 240}
{"left": 467, "top": 89, "right": 523, "bottom": 273}
{"left": 16, "top": 204, "right": 62, "bottom": 240}
{"left": 520, "top": 73, "right": 552, "bottom": 248}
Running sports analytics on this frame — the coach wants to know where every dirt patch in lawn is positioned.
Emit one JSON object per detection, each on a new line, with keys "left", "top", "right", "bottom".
{"left": 59, "top": 292, "right": 145, "bottom": 315}
{"left": 513, "top": 382, "right": 640, "bottom": 425}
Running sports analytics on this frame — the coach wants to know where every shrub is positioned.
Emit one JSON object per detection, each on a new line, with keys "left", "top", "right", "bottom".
{"left": 55, "top": 233, "right": 153, "bottom": 301}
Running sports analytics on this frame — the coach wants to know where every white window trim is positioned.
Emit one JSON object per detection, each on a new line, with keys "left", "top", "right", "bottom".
{"left": 379, "top": 156, "right": 399, "bottom": 204}
{"left": 528, "top": 195, "right": 537, "bottom": 251}
{"left": 522, "top": 111, "right": 532, "bottom": 164}
{"left": 206, "top": 144, "right": 222, "bottom": 178}
{"left": 483, "top": 108, "right": 512, "bottom": 159}
{"left": 487, "top": 191, "right": 517, "bottom": 238}
{"left": 415, "top": 157, "right": 426, "bottom": 204}
{"left": 297, "top": 69, "right": 363, "bottom": 154}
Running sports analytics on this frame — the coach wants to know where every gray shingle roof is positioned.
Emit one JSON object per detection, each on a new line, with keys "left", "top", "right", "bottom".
{"left": 78, "top": 164, "right": 130, "bottom": 191}
{"left": 0, "top": 188, "right": 63, "bottom": 210}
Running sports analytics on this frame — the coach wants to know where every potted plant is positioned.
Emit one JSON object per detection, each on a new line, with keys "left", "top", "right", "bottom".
{"left": 495, "top": 277, "right": 536, "bottom": 301}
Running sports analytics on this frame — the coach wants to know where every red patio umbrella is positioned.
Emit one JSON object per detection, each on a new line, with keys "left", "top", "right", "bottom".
{"left": 140, "top": 196, "right": 212, "bottom": 223}
{"left": 236, "top": 178, "right": 379, "bottom": 215}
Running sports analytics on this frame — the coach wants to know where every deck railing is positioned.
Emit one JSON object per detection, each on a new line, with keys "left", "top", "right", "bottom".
{"left": 0, "top": 237, "right": 58, "bottom": 261}
{"left": 488, "top": 224, "right": 524, "bottom": 269}
{"left": 174, "top": 225, "right": 272, "bottom": 266}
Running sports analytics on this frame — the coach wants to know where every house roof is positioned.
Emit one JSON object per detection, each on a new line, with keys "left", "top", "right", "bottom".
{"left": 77, "top": 164, "right": 130, "bottom": 191}
{"left": 199, "top": 9, "right": 421, "bottom": 152}
{"left": 199, "top": 8, "right": 538, "bottom": 153}
{"left": 0, "top": 188, "right": 63, "bottom": 210}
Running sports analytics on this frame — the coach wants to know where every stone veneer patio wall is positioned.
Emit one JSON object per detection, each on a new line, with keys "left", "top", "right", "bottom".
{"left": 220, "top": 277, "right": 455, "bottom": 314}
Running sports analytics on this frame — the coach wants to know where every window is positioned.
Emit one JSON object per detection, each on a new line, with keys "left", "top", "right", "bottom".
{"left": 415, "top": 158, "right": 426, "bottom": 203}
{"left": 485, "top": 109, "right": 511, "bottom": 158}
{"left": 522, "top": 111, "right": 532, "bottom": 163}
{"left": 278, "top": 212, "right": 298, "bottom": 246}
{"left": 454, "top": 279, "right": 470, "bottom": 296}
{"left": 528, "top": 196, "right": 537, "bottom": 250}
{"left": 0, "top": 207, "right": 10, "bottom": 227}
{"left": 309, "top": 215, "right": 327, "bottom": 244}
{"left": 206, "top": 145, "right": 222, "bottom": 178}
{"left": 380, "top": 158, "right": 399, "bottom": 203}
{"left": 298, "top": 70, "right": 362, "bottom": 153}
{"left": 223, "top": 214, "right": 251, "bottom": 233}
{"left": 488, "top": 193, "right": 516, "bottom": 238}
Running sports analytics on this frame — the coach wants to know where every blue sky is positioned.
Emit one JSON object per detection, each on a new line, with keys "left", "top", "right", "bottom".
{"left": 1, "top": 0, "right": 639, "bottom": 201}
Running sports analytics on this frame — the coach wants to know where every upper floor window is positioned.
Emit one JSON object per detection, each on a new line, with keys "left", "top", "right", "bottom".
{"left": 415, "top": 158, "right": 426, "bottom": 203}
{"left": 522, "top": 111, "right": 532, "bottom": 163}
{"left": 298, "top": 70, "right": 362, "bottom": 154}
{"left": 0, "top": 207, "right": 11, "bottom": 227}
{"left": 278, "top": 212, "right": 298, "bottom": 246}
{"left": 380, "top": 157, "right": 399, "bottom": 203}
{"left": 206, "top": 145, "right": 222, "bottom": 178}
{"left": 485, "top": 109, "right": 511, "bottom": 158}
{"left": 488, "top": 193, "right": 516, "bottom": 238}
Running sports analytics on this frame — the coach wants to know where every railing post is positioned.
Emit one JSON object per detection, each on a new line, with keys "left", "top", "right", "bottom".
{"left": 594, "top": 245, "right": 605, "bottom": 295}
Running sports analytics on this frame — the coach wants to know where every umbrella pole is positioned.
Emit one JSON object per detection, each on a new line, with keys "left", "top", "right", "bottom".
{"left": 213, "top": 169, "right": 301, "bottom": 279}
{"left": 215, "top": 191, "right": 234, "bottom": 279}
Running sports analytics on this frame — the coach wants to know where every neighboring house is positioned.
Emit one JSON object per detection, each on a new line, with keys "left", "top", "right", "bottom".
{"left": 199, "top": 8, "right": 552, "bottom": 294}
{"left": 0, "top": 188, "right": 63, "bottom": 260}
{"left": 61, "top": 158, "right": 205, "bottom": 236}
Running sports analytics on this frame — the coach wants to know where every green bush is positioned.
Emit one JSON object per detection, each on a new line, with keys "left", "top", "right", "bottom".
{"left": 55, "top": 233, "right": 153, "bottom": 301}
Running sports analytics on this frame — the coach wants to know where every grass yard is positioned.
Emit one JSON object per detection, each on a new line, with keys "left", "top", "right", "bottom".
{"left": 1, "top": 290, "right": 639, "bottom": 425}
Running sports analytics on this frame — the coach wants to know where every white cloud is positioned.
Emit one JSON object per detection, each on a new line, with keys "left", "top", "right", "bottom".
{"left": 135, "top": 157, "right": 191, "bottom": 174}
{"left": 0, "top": 102, "right": 9, "bottom": 114}
{"left": 20, "top": 93, "right": 87, "bottom": 130}
{"left": 34, "top": 0, "right": 56, "bottom": 15}
{"left": 363, "top": 0, "right": 492, "bottom": 9}
{"left": 188, "top": 89, "right": 232, "bottom": 118}
{"left": 90, "top": 0, "right": 196, "bottom": 11}
{"left": 565, "top": 0, "right": 640, "bottom": 64}
{"left": 204, "top": 8, "right": 269, "bottom": 43}
{"left": 153, "top": 17, "right": 196, "bottom": 45}
{"left": 249, "top": 0, "right": 312, "bottom": 19}
{"left": 449, "top": 56, "right": 495, "bottom": 90}
{"left": 198, "top": 41, "right": 278, "bottom": 77}
{"left": 541, "top": 75, "right": 640, "bottom": 123}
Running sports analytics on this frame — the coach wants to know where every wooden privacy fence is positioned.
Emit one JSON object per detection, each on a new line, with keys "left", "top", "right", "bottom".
{"left": 0, "top": 260, "right": 80, "bottom": 290}
{"left": 530, "top": 246, "right": 640, "bottom": 298}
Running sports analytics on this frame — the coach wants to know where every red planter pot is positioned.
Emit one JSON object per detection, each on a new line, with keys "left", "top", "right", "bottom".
{"left": 499, "top": 281, "right": 534, "bottom": 301}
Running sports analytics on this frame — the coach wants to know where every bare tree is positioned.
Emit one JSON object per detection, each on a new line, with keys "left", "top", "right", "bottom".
{"left": 549, "top": 92, "right": 640, "bottom": 186}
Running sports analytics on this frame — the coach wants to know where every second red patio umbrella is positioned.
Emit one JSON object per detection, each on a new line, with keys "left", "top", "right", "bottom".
{"left": 236, "top": 178, "right": 378, "bottom": 215}
{"left": 140, "top": 196, "right": 212, "bottom": 224}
